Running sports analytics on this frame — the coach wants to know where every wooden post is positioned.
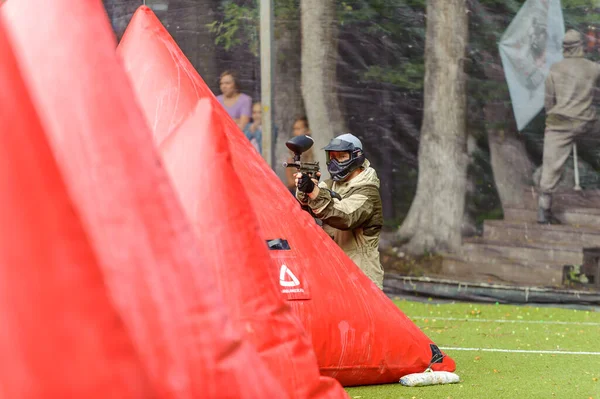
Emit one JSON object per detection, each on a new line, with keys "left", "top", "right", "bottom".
{"left": 573, "top": 144, "right": 582, "bottom": 191}
{"left": 260, "top": 0, "right": 274, "bottom": 167}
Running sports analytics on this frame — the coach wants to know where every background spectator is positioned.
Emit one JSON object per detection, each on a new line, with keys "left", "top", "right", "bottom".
{"left": 286, "top": 116, "right": 313, "bottom": 194}
{"left": 244, "top": 102, "right": 263, "bottom": 154}
{"left": 217, "top": 70, "right": 252, "bottom": 131}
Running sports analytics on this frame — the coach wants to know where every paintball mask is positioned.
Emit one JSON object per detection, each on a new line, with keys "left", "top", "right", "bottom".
{"left": 323, "top": 133, "right": 365, "bottom": 181}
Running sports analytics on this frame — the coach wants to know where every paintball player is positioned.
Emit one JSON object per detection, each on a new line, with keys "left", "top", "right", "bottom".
{"left": 538, "top": 29, "right": 600, "bottom": 224}
{"left": 295, "top": 133, "right": 384, "bottom": 289}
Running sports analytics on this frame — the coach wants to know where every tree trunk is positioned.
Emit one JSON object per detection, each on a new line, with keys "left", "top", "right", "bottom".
{"left": 462, "top": 133, "right": 479, "bottom": 236}
{"left": 467, "top": 0, "right": 536, "bottom": 211}
{"left": 481, "top": 53, "right": 534, "bottom": 209}
{"left": 300, "top": 0, "right": 347, "bottom": 171}
{"left": 397, "top": 0, "right": 468, "bottom": 255}
{"left": 487, "top": 107, "right": 535, "bottom": 209}
{"left": 273, "top": 12, "right": 305, "bottom": 181}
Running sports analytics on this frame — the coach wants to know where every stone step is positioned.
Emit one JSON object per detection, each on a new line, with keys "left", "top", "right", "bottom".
{"left": 442, "top": 256, "right": 563, "bottom": 287}
{"left": 461, "top": 238, "right": 584, "bottom": 265}
{"left": 441, "top": 239, "right": 585, "bottom": 287}
{"left": 510, "top": 187, "right": 600, "bottom": 209}
{"left": 483, "top": 220, "right": 600, "bottom": 248}
{"left": 503, "top": 207, "right": 600, "bottom": 227}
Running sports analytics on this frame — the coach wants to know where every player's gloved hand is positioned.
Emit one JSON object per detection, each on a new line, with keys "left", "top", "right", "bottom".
{"left": 297, "top": 173, "right": 315, "bottom": 194}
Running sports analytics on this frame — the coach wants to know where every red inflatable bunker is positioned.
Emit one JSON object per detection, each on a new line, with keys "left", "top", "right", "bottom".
{"left": 160, "top": 100, "right": 349, "bottom": 399}
{"left": 0, "top": 19, "right": 153, "bottom": 399}
{"left": 1, "top": 0, "right": 289, "bottom": 397}
{"left": 117, "top": 6, "right": 456, "bottom": 386}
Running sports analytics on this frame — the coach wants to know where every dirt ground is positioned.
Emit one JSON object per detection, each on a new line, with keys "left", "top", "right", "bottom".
{"left": 379, "top": 229, "right": 444, "bottom": 276}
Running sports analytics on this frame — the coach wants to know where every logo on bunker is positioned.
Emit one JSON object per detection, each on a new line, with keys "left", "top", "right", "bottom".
{"left": 279, "top": 264, "right": 304, "bottom": 293}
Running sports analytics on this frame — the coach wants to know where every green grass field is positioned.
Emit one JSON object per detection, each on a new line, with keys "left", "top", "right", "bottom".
{"left": 344, "top": 299, "right": 600, "bottom": 399}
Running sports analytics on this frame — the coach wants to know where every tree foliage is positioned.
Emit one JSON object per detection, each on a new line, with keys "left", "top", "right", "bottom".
{"left": 205, "top": 0, "right": 600, "bottom": 229}
{"left": 207, "top": 0, "right": 299, "bottom": 56}
{"left": 203, "top": 0, "right": 600, "bottom": 125}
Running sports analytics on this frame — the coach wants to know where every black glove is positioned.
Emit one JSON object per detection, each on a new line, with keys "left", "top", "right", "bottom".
{"left": 297, "top": 173, "right": 315, "bottom": 194}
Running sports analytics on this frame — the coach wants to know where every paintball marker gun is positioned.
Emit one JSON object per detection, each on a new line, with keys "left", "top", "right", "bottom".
{"left": 283, "top": 135, "right": 342, "bottom": 202}
{"left": 283, "top": 135, "right": 320, "bottom": 179}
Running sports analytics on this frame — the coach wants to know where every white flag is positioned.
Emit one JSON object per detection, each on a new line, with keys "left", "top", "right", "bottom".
{"left": 499, "top": 0, "right": 565, "bottom": 131}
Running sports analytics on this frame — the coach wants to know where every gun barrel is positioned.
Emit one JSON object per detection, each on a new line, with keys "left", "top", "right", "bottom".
{"left": 282, "top": 160, "right": 320, "bottom": 174}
